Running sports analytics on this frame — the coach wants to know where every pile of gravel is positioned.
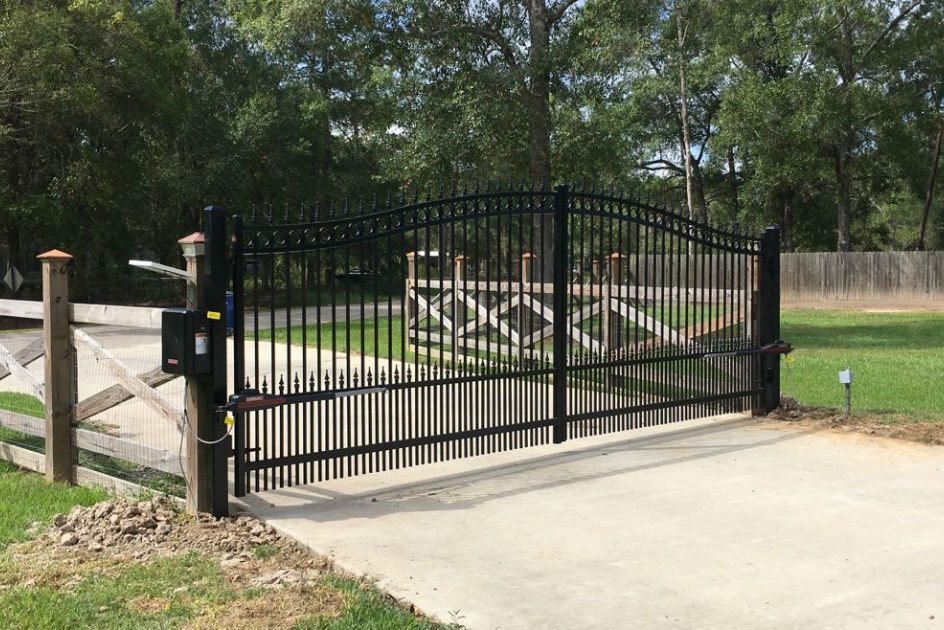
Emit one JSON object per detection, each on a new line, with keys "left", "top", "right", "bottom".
{"left": 40, "top": 497, "right": 285, "bottom": 560}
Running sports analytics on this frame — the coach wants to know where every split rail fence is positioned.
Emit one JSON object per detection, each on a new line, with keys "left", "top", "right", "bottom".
{"left": 0, "top": 252, "right": 185, "bottom": 497}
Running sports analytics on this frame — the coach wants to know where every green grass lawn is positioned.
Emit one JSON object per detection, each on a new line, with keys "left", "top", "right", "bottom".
{"left": 0, "top": 460, "right": 108, "bottom": 550}
{"left": 781, "top": 310, "right": 944, "bottom": 421}
{"left": 0, "top": 462, "right": 453, "bottom": 629}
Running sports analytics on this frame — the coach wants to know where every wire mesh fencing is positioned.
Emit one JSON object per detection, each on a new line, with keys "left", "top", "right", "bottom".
{"left": 71, "top": 324, "right": 186, "bottom": 496}
{"left": 0, "top": 316, "right": 46, "bottom": 455}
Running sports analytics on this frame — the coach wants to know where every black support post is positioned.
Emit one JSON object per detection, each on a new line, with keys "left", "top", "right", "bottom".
{"left": 758, "top": 226, "right": 781, "bottom": 414}
{"left": 232, "top": 214, "right": 246, "bottom": 498}
{"left": 204, "top": 206, "right": 230, "bottom": 516}
{"left": 552, "top": 185, "right": 569, "bottom": 443}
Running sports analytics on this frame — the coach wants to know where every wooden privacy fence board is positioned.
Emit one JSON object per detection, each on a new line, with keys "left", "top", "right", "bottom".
{"left": 782, "top": 251, "right": 944, "bottom": 301}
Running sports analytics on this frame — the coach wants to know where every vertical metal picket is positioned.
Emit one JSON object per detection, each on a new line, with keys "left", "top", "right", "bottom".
{"left": 758, "top": 226, "right": 782, "bottom": 414}
{"left": 552, "top": 184, "right": 569, "bottom": 444}
{"left": 232, "top": 214, "right": 246, "bottom": 497}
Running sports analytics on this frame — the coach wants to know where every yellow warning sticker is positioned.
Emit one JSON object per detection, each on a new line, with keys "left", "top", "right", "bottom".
{"left": 207, "top": 311, "right": 221, "bottom": 320}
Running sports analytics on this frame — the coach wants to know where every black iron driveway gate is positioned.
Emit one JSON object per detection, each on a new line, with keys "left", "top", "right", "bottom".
{"left": 228, "top": 185, "right": 782, "bottom": 496}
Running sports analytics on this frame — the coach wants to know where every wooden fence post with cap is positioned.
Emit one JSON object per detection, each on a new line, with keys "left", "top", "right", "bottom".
{"left": 38, "top": 249, "right": 75, "bottom": 484}
{"left": 405, "top": 252, "right": 417, "bottom": 357}
{"left": 178, "top": 232, "right": 217, "bottom": 515}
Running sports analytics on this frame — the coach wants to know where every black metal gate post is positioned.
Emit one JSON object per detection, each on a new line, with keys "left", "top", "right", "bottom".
{"left": 231, "top": 214, "right": 246, "bottom": 498}
{"left": 204, "top": 206, "right": 230, "bottom": 516}
{"left": 552, "top": 184, "right": 569, "bottom": 443}
{"left": 758, "top": 226, "right": 781, "bottom": 414}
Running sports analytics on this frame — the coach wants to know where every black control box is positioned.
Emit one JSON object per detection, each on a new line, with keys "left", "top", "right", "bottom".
{"left": 162, "top": 309, "right": 211, "bottom": 375}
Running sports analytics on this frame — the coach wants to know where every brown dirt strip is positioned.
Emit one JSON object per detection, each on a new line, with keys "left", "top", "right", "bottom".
{"left": 766, "top": 397, "right": 944, "bottom": 446}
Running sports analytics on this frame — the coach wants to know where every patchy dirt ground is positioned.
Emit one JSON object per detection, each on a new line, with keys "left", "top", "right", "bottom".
{"left": 0, "top": 496, "right": 431, "bottom": 629}
{"left": 768, "top": 397, "right": 944, "bottom": 446}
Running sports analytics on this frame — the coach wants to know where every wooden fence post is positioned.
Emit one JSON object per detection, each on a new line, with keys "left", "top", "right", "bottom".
{"left": 453, "top": 255, "right": 466, "bottom": 358}
{"left": 405, "top": 252, "right": 416, "bottom": 356}
{"left": 179, "top": 232, "right": 214, "bottom": 515}
{"left": 519, "top": 252, "right": 534, "bottom": 364}
{"left": 605, "top": 253, "right": 624, "bottom": 353}
{"left": 38, "top": 249, "right": 75, "bottom": 484}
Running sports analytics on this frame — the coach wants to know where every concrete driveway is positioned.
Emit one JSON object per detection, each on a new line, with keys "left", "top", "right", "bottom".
{"left": 239, "top": 415, "right": 943, "bottom": 630}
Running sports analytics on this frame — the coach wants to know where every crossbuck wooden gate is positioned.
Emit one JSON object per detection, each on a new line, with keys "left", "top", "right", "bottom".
{"left": 227, "top": 185, "right": 782, "bottom": 495}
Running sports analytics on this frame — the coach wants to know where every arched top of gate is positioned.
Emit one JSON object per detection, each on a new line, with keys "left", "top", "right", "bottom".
{"left": 239, "top": 185, "right": 762, "bottom": 254}
{"left": 568, "top": 190, "right": 761, "bottom": 254}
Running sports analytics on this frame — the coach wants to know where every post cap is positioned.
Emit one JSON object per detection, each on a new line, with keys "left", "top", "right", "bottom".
{"left": 405, "top": 251, "right": 416, "bottom": 258}
{"left": 608, "top": 252, "right": 625, "bottom": 259}
{"left": 520, "top": 252, "right": 536, "bottom": 259}
{"left": 37, "top": 249, "right": 73, "bottom": 261}
{"left": 177, "top": 232, "right": 205, "bottom": 245}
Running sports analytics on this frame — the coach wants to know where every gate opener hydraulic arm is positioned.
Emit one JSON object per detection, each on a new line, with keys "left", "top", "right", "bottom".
{"left": 702, "top": 340, "right": 792, "bottom": 359}
{"left": 218, "top": 386, "right": 390, "bottom": 415}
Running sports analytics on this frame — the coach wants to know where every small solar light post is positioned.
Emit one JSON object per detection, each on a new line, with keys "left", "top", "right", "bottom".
{"left": 838, "top": 368, "right": 854, "bottom": 418}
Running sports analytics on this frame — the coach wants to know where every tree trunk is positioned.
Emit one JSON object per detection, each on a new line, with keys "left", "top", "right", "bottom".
{"left": 526, "top": 0, "right": 552, "bottom": 187}
{"left": 691, "top": 160, "right": 708, "bottom": 221}
{"left": 782, "top": 192, "right": 795, "bottom": 253}
{"left": 676, "top": 9, "right": 704, "bottom": 223}
{"left": 834, "top": 142, "right": 852, "bottom": 252}
{"left": 727, "top": 146, "right": 740, "bottom": 217}
{"left": 917, "top": 125, "right": 943, "bottom": 251}
{"left": 525, "top": 0, "right": 554, "bottom": 276}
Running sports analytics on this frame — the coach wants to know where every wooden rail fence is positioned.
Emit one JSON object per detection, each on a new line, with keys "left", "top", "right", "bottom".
{"left": 0, "top": 254, "right": 183, "bottom": 494}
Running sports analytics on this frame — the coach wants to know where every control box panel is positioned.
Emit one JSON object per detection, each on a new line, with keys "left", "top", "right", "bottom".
{"left": 162, "top": 308, "right": 211, "bottom": 375}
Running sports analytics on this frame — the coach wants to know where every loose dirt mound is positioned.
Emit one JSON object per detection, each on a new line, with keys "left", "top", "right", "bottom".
{"left": 770, "top": 397, "right": 944, "bottom": 445}
{"left": 10, "top": 496, "right": 334, "bottom": 591}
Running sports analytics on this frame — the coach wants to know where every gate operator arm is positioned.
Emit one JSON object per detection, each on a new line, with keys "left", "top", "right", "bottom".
{"left": 702, "top": 340, "right": 792, "bottom": 360}
{"left": 218, "top": 386, "right": 389, "bottom": 415}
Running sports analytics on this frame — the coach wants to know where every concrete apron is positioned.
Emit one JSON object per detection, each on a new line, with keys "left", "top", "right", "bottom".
{"left": 234, "top": 414, "right": 944, "bottom": 630}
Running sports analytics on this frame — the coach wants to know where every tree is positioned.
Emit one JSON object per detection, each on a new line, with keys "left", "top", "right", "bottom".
{"left": 810, "top": 0, "right": 926, "bottom": 251}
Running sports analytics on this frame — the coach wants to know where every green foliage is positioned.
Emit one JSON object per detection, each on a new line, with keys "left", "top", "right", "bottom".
{"left": 1, "top": 0, "right": 943, "bottom": 282}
